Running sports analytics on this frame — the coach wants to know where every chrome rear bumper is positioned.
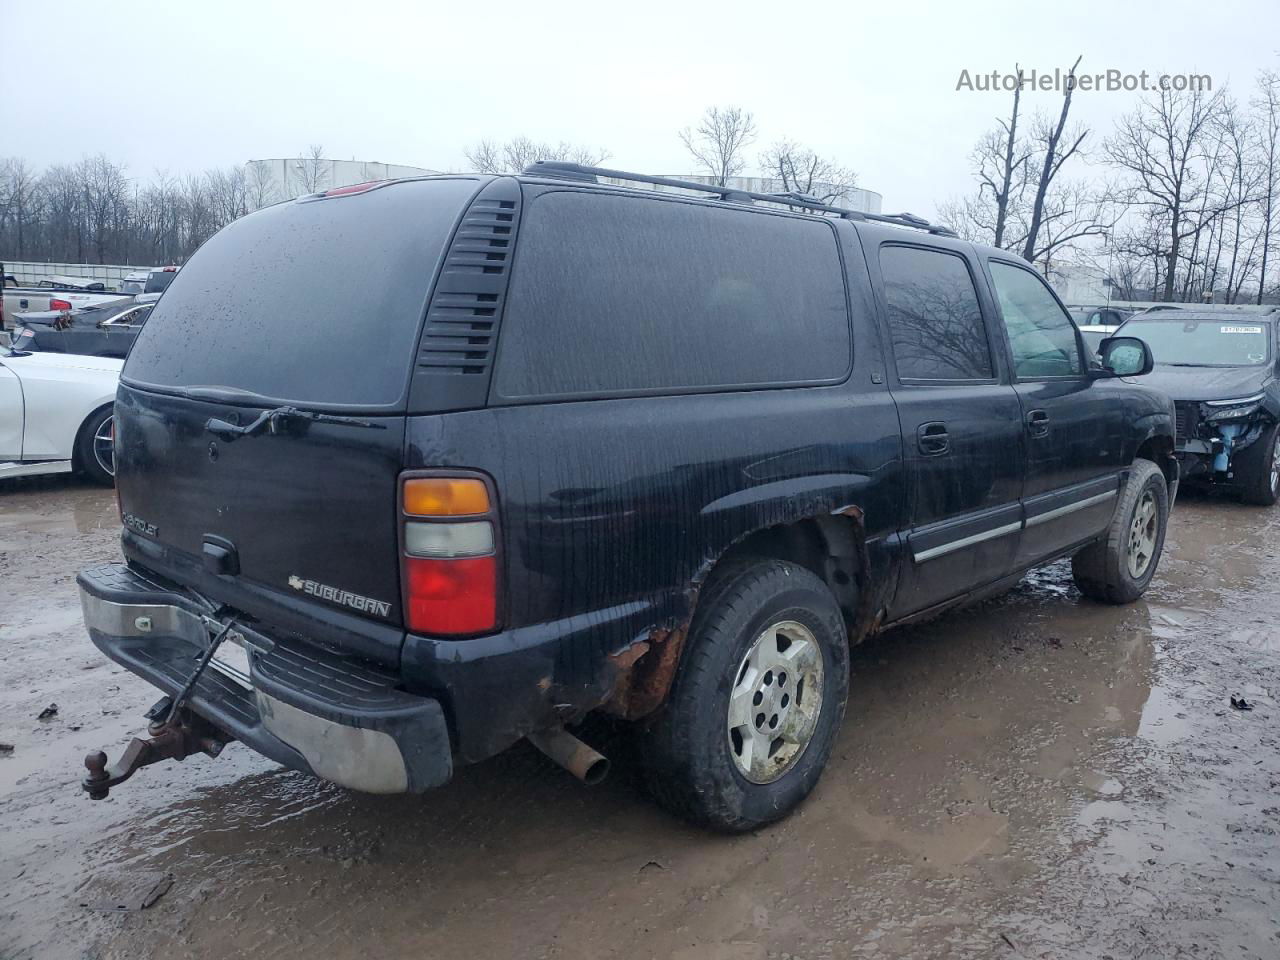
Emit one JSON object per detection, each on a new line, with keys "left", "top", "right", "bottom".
{"left": 78, "top": 563, "right": 452, "bottom": 794}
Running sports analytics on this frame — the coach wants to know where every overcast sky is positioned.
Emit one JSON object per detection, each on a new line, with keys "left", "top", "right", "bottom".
{"left": 7, "top": 0, "right": 1278, "bottom": 218}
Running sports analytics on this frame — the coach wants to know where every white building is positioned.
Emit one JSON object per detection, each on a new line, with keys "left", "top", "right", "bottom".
{"left": 245, "top": 158, "right": 438, "bottom": 205}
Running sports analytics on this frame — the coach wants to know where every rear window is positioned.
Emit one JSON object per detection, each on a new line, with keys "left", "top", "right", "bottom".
{"left": 143, "top": 271, "right": 177, "bottom": 294}
{"left": 494, "top": 191, "right": 850, "bottom": 399}
{"left": 124, "top": 178, "right": 477, "bottom": 407}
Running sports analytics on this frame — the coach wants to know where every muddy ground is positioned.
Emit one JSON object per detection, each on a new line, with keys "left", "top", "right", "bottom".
{"left": 1, "top": 478, "right": 1278, "bottom": 960}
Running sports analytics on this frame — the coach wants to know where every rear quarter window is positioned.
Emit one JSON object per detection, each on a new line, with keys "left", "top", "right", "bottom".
{"left": 124, "top": 178, "right": 478, "bottom": 407}
{"left": 493, "top": 191, "right": 851, "bottom": 399}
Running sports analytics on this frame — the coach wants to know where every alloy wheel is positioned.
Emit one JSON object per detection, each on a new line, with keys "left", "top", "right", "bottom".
{"left": 1126, "top": 489, "right": 1158, "bottom": 579}
{"left": 1270, "top": 432, "right": 1280, "bottom": 495}
{"left": 726, "top": 620, "right": 825, "bottom": 784}
{"left": 93, "top": 416, "right": 115, "bottom": 478}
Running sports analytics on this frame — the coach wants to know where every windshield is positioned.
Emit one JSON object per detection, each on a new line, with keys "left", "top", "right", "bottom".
{"left": 144, "top": 271, "right": 178, "bottom": 294}
{"left": 120, "top": 279, "right": 146, "bottom": 294}
{"left": 1118, "top": 318, "right": 1272, "bottom": 367}
{"left": 124, "top": 178, "right": 478, "bottom": 407}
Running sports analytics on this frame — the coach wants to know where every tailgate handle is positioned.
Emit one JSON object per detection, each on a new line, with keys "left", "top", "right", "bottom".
{"left": 202, "top": 536, "right": 240, "bottom": 576}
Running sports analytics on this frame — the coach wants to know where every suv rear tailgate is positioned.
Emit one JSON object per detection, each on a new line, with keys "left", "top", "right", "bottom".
{"left": 115, "top": 177, "right": 483, "bottom": 666}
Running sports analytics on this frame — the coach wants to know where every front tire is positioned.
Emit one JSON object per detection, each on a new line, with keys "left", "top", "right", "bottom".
{"left": 75, "top": 406, "right": 115, "bottom": 486}
{"left": 640, "top": 559, "right": 850, "bottom": 832}
{"left": 1237, "top": 421, "right": 1280, "bottom": 506}
{"left": 1072, "top": 459, "right": 1168, "bottom": 604}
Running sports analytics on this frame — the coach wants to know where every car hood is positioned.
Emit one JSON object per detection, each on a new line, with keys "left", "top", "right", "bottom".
{"left": 4, "top": 350, "right": 123, "bottom": 376}
{"left": 1141, "top": 364, "right": 1273, "bottom": 402}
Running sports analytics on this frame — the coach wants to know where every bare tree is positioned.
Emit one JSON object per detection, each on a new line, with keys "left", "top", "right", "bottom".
{"left": 760, "top": 140, "right": 857, "bottom": 203}
{"left": 1211, "top": 100, "right": 1266, "bottom": 302}
{"left": 291, "top": 144, "right": 329, "bottom": 195}
{"left": 464, "top": 137, "right": 609, "bottom": 174}
{"left": 0, "top": 157, "right": 40, "bottom": 259}
{"left": 1024, "top": 180, "right": 1115, "bottom": 272}
{"left": 1105, "top": 85, "right": 1229, "bottom": 300}
{"left": 1022, "top": 56, "right": 1089, "bottom": 262}
{"left": 937, "top": 69, "right": 1034, "bottom": 250}
{"left": 983, "top": 67, "right": 1031, "bottom": 248}
{"left": 247, "top": 160, "right": 277, "bottom": 209}
{"left": 207, "top": 166, "right": 250, "bottom": 227}
{"left": 1253, "top": 71, "right": 1280, "bottom": 304}
{"left": 679, "top": 106, "right": 757, "bottom": 186}
{"left": 78, "top": 154, "right": 131, "bottom": 263}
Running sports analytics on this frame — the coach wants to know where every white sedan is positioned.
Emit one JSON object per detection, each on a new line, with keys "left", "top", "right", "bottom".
{"left": 0, "top": 351, "right": 120, "bottom": 484}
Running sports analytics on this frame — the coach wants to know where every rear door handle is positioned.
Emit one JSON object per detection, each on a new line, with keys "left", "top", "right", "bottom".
{"left": 917, "top": 421, "right": 950, "bottom": 456}
{"left": 1026, "top": 409, "right": 1050, "bottom": 438}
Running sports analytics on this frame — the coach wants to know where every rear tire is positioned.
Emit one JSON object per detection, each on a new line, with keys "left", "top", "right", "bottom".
{"left": 639, "top": 559, "right": 849, "bottom": 832}
{"left": 1072, "top": 459, "right": 1168, "bottom": 604}
{"left": 1236, "top": 421, "right": 1280, "bottom": 506}
{"left": 75, "top": 406, "right": 115, "bottom": 486}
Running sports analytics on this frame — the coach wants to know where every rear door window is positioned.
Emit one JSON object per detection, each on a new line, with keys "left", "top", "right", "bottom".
{"left": 989, "top": 261, "right": 1083, "bottom": 378}
{"left": 124, "top": 178, "right": 478, "bottom": 408}
{"left": 493, "top": 191, "right": 850, "bottom": 399}
{"left": 879, "top": 245, "right": 994, "bottom": 381}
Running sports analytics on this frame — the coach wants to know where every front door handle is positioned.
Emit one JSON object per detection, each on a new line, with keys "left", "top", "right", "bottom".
{"left": 1026, "top": 409, "right": 1050, "bottom": 438}
{"left": 917, "top": 421, "right": 950, "bottom": 456}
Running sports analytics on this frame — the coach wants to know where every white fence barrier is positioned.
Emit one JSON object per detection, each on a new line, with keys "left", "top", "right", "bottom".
{"left": 1, "top": 261, "right": 157, "bottom": 291}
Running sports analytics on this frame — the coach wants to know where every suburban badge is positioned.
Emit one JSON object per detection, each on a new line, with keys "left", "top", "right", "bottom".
{"left": 287, "top": 574, "right": 391, "bottom": 618}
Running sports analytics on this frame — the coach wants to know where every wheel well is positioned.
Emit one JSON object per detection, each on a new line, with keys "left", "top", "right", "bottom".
{"left": 72, "top": 403, "right": 113, "bottom": 471}
{"left": 713, "top": 514, "right": 866, "bottom": 635}
{"left": 1135, "top": 434, "right": 1176, "bottom": 486}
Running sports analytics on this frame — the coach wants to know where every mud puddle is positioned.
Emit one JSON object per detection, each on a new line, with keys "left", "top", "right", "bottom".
{"left": 2, "top": 480, "right": 1278, "bottom": 959}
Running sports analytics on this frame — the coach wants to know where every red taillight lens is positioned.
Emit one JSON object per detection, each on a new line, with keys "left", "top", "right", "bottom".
{"left": 321, "top": 181, "right": 383, "bottom": 197}
{"left": 404, "top": 555, "right": 496, "bottom": 634}
{"left": 400, "top": 472, "right": 499, "bottom": 636}
{"left": 49, "top": 298, "right": 72, "bottom": 310}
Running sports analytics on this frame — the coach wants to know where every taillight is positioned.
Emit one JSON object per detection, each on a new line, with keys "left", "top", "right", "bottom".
{"left": 400, "top": 474, "right": 499, "bottom": 635}
{"left": 49, "top": 298, "right": 72, "bottom": 311}
{"left": 321, "top": 181, "right": 383, "bottom": 197}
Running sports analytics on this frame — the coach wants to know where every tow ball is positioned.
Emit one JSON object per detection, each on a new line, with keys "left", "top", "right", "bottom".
{"left": 82, "top": 698, "right": 229, "bottom": 800}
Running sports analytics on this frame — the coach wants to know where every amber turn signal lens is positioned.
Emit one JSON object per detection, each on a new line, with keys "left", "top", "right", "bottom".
{"left": 403, "top": 477, "right": 490, "bottom": 517}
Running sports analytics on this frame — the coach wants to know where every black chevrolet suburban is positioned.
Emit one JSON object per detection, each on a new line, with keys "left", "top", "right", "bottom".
{"left": 78, "top": 165, "right": 1178, "bottom": 831}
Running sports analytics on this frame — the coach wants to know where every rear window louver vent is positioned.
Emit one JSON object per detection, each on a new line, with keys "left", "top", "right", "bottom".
{"left": 410, "top": 180, "right": 522, "bottom": 412}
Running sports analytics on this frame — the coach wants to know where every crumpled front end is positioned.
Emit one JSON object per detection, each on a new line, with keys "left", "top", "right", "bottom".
{"left": 1174, "top": 396, "right": 1274, "bottom": 483}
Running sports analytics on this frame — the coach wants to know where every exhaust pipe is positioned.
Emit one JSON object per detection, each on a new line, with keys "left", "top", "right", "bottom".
{"left": 527, "top": 727, "right": 610, "bottom": 785}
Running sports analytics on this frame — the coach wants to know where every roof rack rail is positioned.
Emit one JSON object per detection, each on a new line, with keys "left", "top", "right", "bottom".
{"left": 522, "top": 161, "right": 959, "bottom": 237}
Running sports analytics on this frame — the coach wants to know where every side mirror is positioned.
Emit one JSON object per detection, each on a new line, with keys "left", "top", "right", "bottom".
{"left": 1095, "top": 336, "right": 1154, "bottom": 377}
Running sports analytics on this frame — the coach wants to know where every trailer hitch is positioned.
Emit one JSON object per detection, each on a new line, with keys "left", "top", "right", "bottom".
{"left": 82, "top": 699, "right": 230, "bottom": 800}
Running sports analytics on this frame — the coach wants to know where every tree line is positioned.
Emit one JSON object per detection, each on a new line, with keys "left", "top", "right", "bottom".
{"left": 940, "top": 62, "right": 1280, "bottom": 304}
{"left": 5, "top": 75, "right": 1278, "bottom": 304}
{"left": 0, "top": 121, "right": 858, "bottom": 269}
{"left": 464, "top": 113, "right": 858, "bottom": 204}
